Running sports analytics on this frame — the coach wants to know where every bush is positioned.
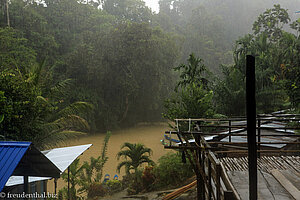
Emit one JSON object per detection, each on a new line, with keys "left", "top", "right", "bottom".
{"left": 153, "top": 152, "right": 194, "bottom": 188}
{"left": 142, "top": 166, "right": 156, "bottom": 192}
{"left": 127, "top": 168, "right": 144, "bottom": 195}
{"left": 87, "top": 182, "right": 107, "bottom": 199}
{"left": 105, "top": 179, "right": 122, "bottom": 194}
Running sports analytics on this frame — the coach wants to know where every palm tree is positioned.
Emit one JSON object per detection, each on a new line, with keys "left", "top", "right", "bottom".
{"left": 117, "top": 143, "right": 154, "bottom": 175}
{"left": 27, "top": 60, "right": 93, "bottom": 149}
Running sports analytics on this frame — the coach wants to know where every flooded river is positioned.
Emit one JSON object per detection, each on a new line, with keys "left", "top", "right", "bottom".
{"left": 47, "top": 123, "right": 174, "bottom": 192}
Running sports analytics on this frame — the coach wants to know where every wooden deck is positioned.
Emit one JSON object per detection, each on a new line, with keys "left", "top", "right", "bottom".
{"left": 220, "top": 156, "right": 300, "bottom": 200}
{"left": 164, "top": 116, "right": 300, "bottom": 200}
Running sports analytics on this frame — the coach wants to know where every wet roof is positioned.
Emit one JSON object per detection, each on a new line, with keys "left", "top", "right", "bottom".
{"left": 5, "top": 144, "right": 92, "bottom": 187}
{"left": 0, "top": 141, "right": 60, "bottom": 192}
{"left": 0, "top": 142, "right": 30, "bottom": 191}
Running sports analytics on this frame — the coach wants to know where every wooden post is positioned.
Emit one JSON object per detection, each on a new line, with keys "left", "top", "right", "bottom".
{"left": 195, "top": 134, "right": 203, "bottom": 200}
{"left": 246, "top": 55, "right": 257, "bottom": 200}
{"left": 208, "top": 159, "right": 212, "bottom": 199}
{"left": 229, "top": 120, "right": 232, "bottom": 142}
{"left": 24, "top": 175, "right": 29, "bottom": 194}
{"left": 216, "top": 164, "right": 221, "bottom": 200}
{"left": 68, "top": 166, "right": 70, "bottom": 200}
{"left": 201, "top": 151, "right": 205, "bottom": 200}
{"left": 54, "top": 178, "right": 57, "bottom": 195}
{"left": 257, "top": 118, "right": 261, "bottom": 158}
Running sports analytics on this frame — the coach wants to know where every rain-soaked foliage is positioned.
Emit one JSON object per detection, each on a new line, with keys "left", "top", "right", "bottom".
{"left": 1, "top": 0, "right": 300, "bottom": 145}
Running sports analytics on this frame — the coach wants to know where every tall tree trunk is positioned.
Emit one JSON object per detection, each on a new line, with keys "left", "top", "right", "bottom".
{"left": 6, "top": 0, "right": 10, "bottom": 27}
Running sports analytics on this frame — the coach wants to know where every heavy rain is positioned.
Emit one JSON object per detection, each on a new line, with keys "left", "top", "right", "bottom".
{"left": 0, "top": 0, "right": 300, "bottom": 199}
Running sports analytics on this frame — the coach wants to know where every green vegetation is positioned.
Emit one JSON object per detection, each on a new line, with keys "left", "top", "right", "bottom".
{"left": 153, "top": 152, "right": 194, "bottom": 188}
{"left": 1, "top": 1, "right": 300, "bottom": 142}
{"left": 116, "top": 145, "right": 193, "bottom": 195}
{"left": 117, "top": 142, "right": 155, "bottom": 174}
{"left": 117, "top": 142, "right": 154, "bottom": 194}
{"left": 1, "top": 1, "right": 300, "bottom": 197}
{"left": 163, "top": 54, "right": 215, "bottom": 123}
{"left": 59, "top": 131, "right": 111, "bottom": 199}
{"left": 214, "top": 4, "right": 300, "bottom": 116}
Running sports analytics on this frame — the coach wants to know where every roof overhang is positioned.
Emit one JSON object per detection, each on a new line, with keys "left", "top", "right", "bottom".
{"left": 0, "top": 141, "right": 60, "bottom": 192}
{"left": 5, "top": 144, "right": 92, "bottom": 187}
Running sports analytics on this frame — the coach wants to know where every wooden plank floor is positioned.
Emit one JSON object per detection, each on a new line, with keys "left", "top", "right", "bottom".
{"left": 260, "top": 171, "right": 295, "bottom": 200}
{"left": 280, "top": 170, "right": 300, "bottom": 190}
{"left": 221, "top": 156, "right": 300, "bottom": 199}
{"left": 227, "top": 170, "right": 295, "bottom": 200}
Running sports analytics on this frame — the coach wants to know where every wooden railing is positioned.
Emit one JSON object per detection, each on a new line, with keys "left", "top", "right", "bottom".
{"left": 203, "top": 150, "right": 240, "bottom": 200}
{"left": 163, "top": 115, "right": 300, "bottom": 200}
{"left": 165, "top": 138, "right": 240, "bottom": 199}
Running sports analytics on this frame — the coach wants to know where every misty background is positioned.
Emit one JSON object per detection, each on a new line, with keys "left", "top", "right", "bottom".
{"left": 1, "top": 0, "right": 300, "bottom": 135}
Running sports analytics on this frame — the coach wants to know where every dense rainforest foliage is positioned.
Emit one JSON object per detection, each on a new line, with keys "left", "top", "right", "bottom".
{"left": 1, "top": 0, "right": 300, "bottom": 146}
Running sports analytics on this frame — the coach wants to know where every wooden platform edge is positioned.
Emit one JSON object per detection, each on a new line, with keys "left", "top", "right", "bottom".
{"left": 220, "top": 163, "right": 241, "bottom": 200}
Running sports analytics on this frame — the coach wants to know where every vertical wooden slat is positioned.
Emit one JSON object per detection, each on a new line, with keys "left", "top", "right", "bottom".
{"left": 229, "top": 120, "right": 232, "bottom": 143}
{"left": 257, "top": 118, "right": 261, "bottom": 158}
{"left": 201, "top": 151, "right": 205, "bottom": 200}
{"left": 208, "top": 158, "right": 212, "bottom": 199}
{"left": 195, "top": 134, "right": 202, "bottom": 200}
{"left": 216, "top": 164, "right": 221, "bottom": 200}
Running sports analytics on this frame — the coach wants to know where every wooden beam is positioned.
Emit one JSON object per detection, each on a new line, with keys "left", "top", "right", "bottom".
{"left": 165, "top": 131, "right": 300, "bottom": 137}
{"left": 208, "top": 142, "right": 300, "bottom": 145}
{"left": 220, "top": 163, "right": 241, "bottom": 200}
{"left": 214, "top": 150, "right": 300, "bottom": 153}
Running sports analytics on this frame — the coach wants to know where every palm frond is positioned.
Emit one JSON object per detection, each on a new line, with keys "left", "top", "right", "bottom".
{"left": 139, "top": 155, "right": 155, "bottom": 166}
{"left": 116, "top": 161, "right": 132, "bottom": 173}
{"left": 54, "top": 114, "right": 90, "bottom": 131}
{"left": 116, "top": 142, "right": 154, "bottom": 175}
{"left": 27, "top": 58, "right": 46, "bottom": 86}
{"left": 0, "top": 114, "right": 4, "bottom": 123}
{"left": 56, "top": 102, "right": 94, "bottom": 118}
{"left": 49, "top": 78, "right": 73, "bottom": 98}
{"left": 136, "top": 144, "right": 152, "bottom": 155}
{"left": 38, "top": 130, "right": 86, "bottom": 149}
{"left": 36, "top": 95, "right": 49, "bottom": 104}
{"left": 116, "top": 149, "right": 132, "bottom": 160}
{"left": 120, "top": 142, "right": 135, "bottom": 150}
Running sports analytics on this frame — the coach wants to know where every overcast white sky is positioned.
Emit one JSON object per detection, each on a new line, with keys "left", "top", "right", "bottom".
{"left": 144, "top": 0, "right": 159, "bottom": 13}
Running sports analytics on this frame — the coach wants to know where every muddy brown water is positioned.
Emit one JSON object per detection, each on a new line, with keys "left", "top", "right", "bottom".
{"left": 47, "top": 123, "right": 175, "bottom": 193}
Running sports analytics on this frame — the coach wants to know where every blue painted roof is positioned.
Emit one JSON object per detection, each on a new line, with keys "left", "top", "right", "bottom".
{"left": 0, "top": 141, "right": 31, "bottom": 192}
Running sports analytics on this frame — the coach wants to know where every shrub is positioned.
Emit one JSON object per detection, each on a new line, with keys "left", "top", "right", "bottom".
{"left": 87, "top": 182, "right": 107, "bottom": 199}
{"left": 153, "top": 152, "right": 194, "bottom": 188}
{"left": 105, "top": 179, "right": 122, "bottom": 194}
{"left": 127, "top": 168, "right": 144, "bottom": 195}
{"left": 142, "top": 166, "right": 156, "bottom": 192}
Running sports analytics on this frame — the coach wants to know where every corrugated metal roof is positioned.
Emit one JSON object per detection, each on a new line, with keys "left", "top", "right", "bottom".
{"left": 5, "top": 144, "right": 92, "bottom": 187}
{"left": 221, "top": 134, "right": 286, "bottom": 148}
{"left": 0, "top": 141, "right": 31, "bottom": 192}
{"left": 42, "top": 144, "right": 92, "bottom": 173}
